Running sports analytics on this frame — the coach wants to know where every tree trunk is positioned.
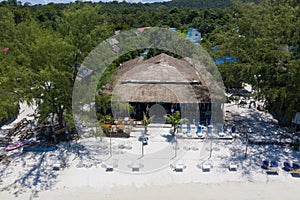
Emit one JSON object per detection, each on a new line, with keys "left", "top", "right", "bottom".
{"left": 57, "top": 108, "right": 65, "bottom": 128}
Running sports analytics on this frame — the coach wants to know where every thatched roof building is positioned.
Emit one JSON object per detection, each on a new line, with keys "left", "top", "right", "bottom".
{"left": 113, "top": 53, "right": 219, "bottom": 104}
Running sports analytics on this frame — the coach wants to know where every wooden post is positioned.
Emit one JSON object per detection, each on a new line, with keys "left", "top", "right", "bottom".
{"left": 175, "top": 135, "right": 177, "bottom": 157}
{"left": 245, "top": 133, "right": 249, "bottom": 158}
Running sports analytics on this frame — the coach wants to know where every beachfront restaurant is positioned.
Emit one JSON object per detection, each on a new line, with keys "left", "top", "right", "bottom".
{"left": 112, "top": 53, "right": 224, "bottom": 125}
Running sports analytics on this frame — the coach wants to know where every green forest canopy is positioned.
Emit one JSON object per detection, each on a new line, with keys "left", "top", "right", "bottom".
{"left": 0, "top": 0, "right": 299, "bottom": 127}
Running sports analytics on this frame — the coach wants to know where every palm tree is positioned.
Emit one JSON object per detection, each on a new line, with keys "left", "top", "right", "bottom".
{"left": 142, "top": 112, "right": 155, "bottom": 135}
{"left": 164, "top": 111, "right": 188, "bottom": 137}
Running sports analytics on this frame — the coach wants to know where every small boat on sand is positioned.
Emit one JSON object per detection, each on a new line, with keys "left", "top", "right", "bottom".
{"left": 5, "top": 140, "right": 29, "bottom": 151}
{"left": 23, "top": 141, "right": 57, "bottom": 152}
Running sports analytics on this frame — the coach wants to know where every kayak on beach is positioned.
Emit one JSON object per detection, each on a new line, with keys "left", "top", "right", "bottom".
{"left": 5, "top": 140, "right": 29, "bottom": 151}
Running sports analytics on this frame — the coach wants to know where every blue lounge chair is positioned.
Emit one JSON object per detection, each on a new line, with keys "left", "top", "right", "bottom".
{"left": 187, "top": 124, "right": 191, "bottom": 133}
{"left": 196, "top": 125, "right": 202, "bottom": 134}
{"left": 271, "top": 161, "right": 279, "bottom": 168}
{"left": 291, "top": 162, "right": 300, "bottom": 177}
{"left": 283, "top": 162, "right": 292, "bottom": 171}
{"left": 262, "top": 160, "right": 279, "bottom": 175}
{"left": 292, "top": 163, "right": 300, "bottom": 169}
{"left": 196, "top": 125, "right": 205, "bottom": 138}
{"left": 262, "top": 160, "right": 269, "bottom": 169}
{"left": 231, "top": 125, "right": 236, "bottom": 136}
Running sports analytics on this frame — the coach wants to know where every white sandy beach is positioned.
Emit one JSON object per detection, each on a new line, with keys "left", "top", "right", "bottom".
{"left": 2, "top": 181, "right": 300, "bottom": 200}
{"left": 1, "top": 101, "right": 300, "bottom": 200}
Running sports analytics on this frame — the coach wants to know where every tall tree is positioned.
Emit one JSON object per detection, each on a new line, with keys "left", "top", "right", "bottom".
{"left": 0, "top": 7, "right": 20, "bottom": 122}
{"left": 164, "top": 111, "right": 188, "bottom": 137}
{"left": 210, "top": 0, "right": 300, "bottom": 126}
{"left": 142, "top": 112, "right": 155, "bottom": 135}
{"left": 35, "top": 35, "right": 73, "bottom": 128}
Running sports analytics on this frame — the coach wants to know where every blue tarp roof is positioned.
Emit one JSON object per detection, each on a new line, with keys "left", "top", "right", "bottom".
{"left": 211, "top": 46, "right": 239, "bottom": 64}
{"left": 169, "top": 27, "right": 202, "bottom": 45}
{"left": 214, "top": 58, "right": 225, "bottom": 64}
{"left": 213, "top": 56, "right": 239, "bottom": 64}
{"left": 187, "top": 28, "right": 201, "bottom": 45}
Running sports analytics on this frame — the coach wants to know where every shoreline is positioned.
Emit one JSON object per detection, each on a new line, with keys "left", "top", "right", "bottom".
{"left": 1, "top": 180, "right": 300, "bottom": 200}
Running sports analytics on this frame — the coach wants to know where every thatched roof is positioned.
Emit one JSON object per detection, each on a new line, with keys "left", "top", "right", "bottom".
{"left": 113, "top": 53, "right": 221, "bottom": 103}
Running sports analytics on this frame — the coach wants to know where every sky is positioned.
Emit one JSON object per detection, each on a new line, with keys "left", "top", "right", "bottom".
{"left": 6, "top": 0, "right": 171, "bottom": 5}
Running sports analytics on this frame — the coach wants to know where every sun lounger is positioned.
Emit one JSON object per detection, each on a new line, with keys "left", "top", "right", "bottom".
{"left": 269, "top": 161, "right": 279, "bottom": 174}
{"left": 170, "top": 160, "right": 186, "bottom": 172}
{"left": 196, "top": 125, "right": 205, "bottom": 138}
{"left": 291, "top": 169, "right": 300, "bottom": 177}
{"left": 289, "top": 162, "right": 300, "bottom": 177}
{"left": 175, "top": 163, "right": 184, "bottom": 172}
{"left": 176, "top": 131, "right": 183, "bottom": 138}
{"left": 292, "top": 163, "right": 300, "bottom": 169}
{"left": 186, "top": 124, "right": 193, "bottom": 137}
{"left": 102, "top": 160, "right": 118, "bottom": 172}
{"left": 177, "top": 125, "right": 182, "bottom": 133}
{"left": 177, "top": 125, "right": 183, "bottom": 137}
{"left": 271, "top": 161, "right": 279, "bottom": 168}
{"left": 262, "top": 160, "right": 279, "bottom": 175}
{"left": 182, "top": 124, "right": 187, "bottom": 134}
{"left": 217, "top": 124, "right": 225, "bottom": 137}
{"left": 202, "top": 164, "right": 211, "bottom": 172}
{"left": 191, "top": 124, "right": 196, "bottom": 132}
{"left": 231, "top": 125, "right": 236, "bottom": 136}
{"left": 53, "top": 164, "right": 60, "bottom": 171}
{"left": 261, "top": 160, "right": 269, "bottom": 169}
{"left": 283, "top": 162, "right": 292, "bottom": 171}
{"left": 196, "top": 125, "right": 202, "bottom": 134}
{"left": 229, "top": 163, "right": 238, "bottom": 171}
{"left": 106, "top": 164, "right": 114, "bottom": 172}
{"left": 187, "top": 124, "right": 191, "bottom": 133}
{"left": 207, "top": 125, "right": 213, "bottom": 135}
{"left": 132, "top": 164, "right": 140, "bottom": 172}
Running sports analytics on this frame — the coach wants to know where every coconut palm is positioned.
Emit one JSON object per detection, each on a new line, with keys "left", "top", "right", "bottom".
{"left": 164, "top": 111, "right": 188, "bottom": 137}
{"left": 142, "top": 112, "right": 155, "bottom": 135}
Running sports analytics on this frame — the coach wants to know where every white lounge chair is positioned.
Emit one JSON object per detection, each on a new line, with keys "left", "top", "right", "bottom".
{"left": 106, "top": 164, "right": 114, "bottom": 172}
{"left": 229, "top": 163, "right": 238, "bottom": 171}
{"left": 207, "top": 125, "right": 213, "bottom": 135}
{"left": 186, "top": 124, "right": 193, "bottom": 137}
{"left": 202, "top": 163, "right": 211, "bottom": 172}
{"left": 182, "top": 124, "right": 187, "bottom": 134}
{"left": 177, "top": 125, "right": 183, "bottom": 137}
